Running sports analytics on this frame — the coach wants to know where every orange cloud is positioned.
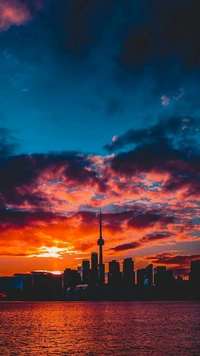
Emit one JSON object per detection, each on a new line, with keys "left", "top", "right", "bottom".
{"left": 0, "top": 0, "right": 44, "bottom": 32}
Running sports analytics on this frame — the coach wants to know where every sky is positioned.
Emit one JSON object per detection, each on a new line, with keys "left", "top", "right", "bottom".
{"left": 0, "top": 0, "right": 200, "bottom": 277}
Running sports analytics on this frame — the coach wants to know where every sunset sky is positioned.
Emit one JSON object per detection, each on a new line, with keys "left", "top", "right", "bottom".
{"left": 0, "top": 0, "right": 200, "bottom": 276}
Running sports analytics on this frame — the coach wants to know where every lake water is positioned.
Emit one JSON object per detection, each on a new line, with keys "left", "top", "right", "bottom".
{"left": 0, "top": 301, "right": 200, "bottom": 355}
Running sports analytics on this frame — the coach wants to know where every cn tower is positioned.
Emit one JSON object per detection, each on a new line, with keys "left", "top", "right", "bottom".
{"left": 97, "top": 208, "right": 105, "bottom": 285}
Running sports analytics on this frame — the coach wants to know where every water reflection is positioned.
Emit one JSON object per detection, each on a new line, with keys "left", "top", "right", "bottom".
{"left": 0, "top": 302, "right": 200, "bottom": 355}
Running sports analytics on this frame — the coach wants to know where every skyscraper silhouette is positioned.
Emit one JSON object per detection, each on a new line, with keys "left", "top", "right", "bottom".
{"left": 123, "top": 258, "right": 135, "bottom": 287}
{"left": 108, "top": 260, "right": 122, "bottom": 287}
{"left": 91, "top": 252, "right": 98, "bottom": 271}
{"left": 91, "top": 252, "right": 98, "bottom": 286}
{"left": 82, "top": 260, "right": 90, "bottom": 284}
{"left": 97, "top": 209, "right": 105, "bottom": 285}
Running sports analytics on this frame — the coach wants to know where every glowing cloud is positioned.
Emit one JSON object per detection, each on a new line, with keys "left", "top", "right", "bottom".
{"left": 0, "top": 0, "right": 44, "bottom": 32}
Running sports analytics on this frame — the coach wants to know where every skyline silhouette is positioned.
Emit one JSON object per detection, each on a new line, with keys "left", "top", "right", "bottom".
{"left": 0, "top": 211, "right": 200, "bottom": 301}
{"left": 0, "top": 206, "right": 199, "bottom": 278}
{"left": 1, "top": 254, "right": 200, "bottom": 301}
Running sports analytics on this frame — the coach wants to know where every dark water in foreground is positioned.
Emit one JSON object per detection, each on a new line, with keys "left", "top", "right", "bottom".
{"left": 0, "top": 302, "right": 200, "bottom": 355}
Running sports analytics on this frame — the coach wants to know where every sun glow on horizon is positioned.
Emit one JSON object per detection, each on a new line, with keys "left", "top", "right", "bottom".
{"left": 27, "top": 245, "right": 81, "bottom": 259}
{"left": 50, "top": 270, "right": 62, "bottom": 275}
{"left": 30, "top": 270, "right": 63, "bottom": 275}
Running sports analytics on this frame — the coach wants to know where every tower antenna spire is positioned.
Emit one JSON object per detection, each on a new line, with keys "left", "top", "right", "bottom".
{"left": 100, "top": 208, "right": 102, "bottom": 238}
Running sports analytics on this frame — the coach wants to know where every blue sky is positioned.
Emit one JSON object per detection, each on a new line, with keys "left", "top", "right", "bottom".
{"left": 0, "top": 0, "right": 200, "bottom": 156}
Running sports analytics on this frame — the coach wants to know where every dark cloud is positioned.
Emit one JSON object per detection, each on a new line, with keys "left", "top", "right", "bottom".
{"left": 2, "top": 0, "right": 200, "bottom": 95}
{"left": 104, "top": 116, "right": 198, "bottom": 152}
{"left": 0, "top": 208, "right": 65, "bottom": 229}
{"left": 111, "top": 230, "right": 173, "bottom": 253}
{"left": 33, "top": 0, "right": 118, "bottom": 58}
{"left": 63, "top": 0, "right": 116, "bottom": 56}
{"left": 110, "top": 144, "right": 200, "bottom": 197}
{"left": 74, "top": 209, "right": 143, "bottom": 234}
{"left": 104, "top": 115, "right": 200, "bottom": 198}
{"left": 141, "top": 232, "right": 171, "bottom": 243}
{"left": 77, "top": 209, "right": 176, "bottom": 238}
{"left": 111, "top": 241, "right": 141, "bottom": 252}
{"left": 147, "top": 252, "right": 200, "bottom": 266}
{"left": 74, "top": 210, "right": 96, "bottom": 224}
{"left": 118, "top": 0, "right": 200, "bottom": 71}
{"left": 1, "top": 0, "right": 200, "bottom": 104}
{"left": 48, "top": 0, "right": 200, "bottom": 72}
{"left": 110, "top": 142, "right": 182, "bottom": 175}
{"left": 0, "top": 144, "right": 108, "bottom": 207}
{"left": 162, "top": 173, "right": 200, "bottom": 198}
{"left": 128, "top": 212, "right": 174, "bottom": 229}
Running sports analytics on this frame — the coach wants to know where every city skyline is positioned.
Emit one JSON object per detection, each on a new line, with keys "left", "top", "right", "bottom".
{"left": 1, "top": 249, "right": 200, "bottom": 301}
{"left": 1, "top": 210, "right": 200, "bottom": 300}
{"left": 0, "top": 208, "right": 198, "bottom": 280}
{"left": 0, "top": 0, "right": 200, "bottom": 278}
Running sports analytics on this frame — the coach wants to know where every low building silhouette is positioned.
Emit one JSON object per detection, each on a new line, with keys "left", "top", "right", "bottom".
{"left": 189, "top": 260, "right": 200, "bottom": 299}
{"left": 154, "top": 266, "right": 174, "bottom": 287}
{"left": 137, "top": 264, "right": 153, "bottom": 286}
{"left": 63, "top": 268, "right": 81, "bottom": 299}
{"left": 0, "top": 276, "right": 23, "bottom": 299}
{"left": 23, "top": 272, "right": 62, "bottom": 300}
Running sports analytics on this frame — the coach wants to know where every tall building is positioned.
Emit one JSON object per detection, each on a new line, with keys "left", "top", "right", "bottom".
{"left": 123, "top": 258, "right": 135, "bottom": 287}
{"left": 97, "top": 209, "right": 105, "bottom": 285}
{"left": 108, "top": 260, "right": 122, "bottom": 287}
{"left": 154, "top": 266, "right": 166, "bottom": 286}
{"left": 91, "top": 252, "right": 98, "bottom": 270}
{"left": 91, "top": 252, "right": 98, "bottom": 286}
{"left": 145, "top": 264, "right": 153, "bottom": 286}
{"left": 82, "top": 260, "right": 90, "bottom": 284}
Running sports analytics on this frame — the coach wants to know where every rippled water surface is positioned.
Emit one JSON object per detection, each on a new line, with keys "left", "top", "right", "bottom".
{"left": 0, "top": 301, "right": 200, "bottom": 355}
